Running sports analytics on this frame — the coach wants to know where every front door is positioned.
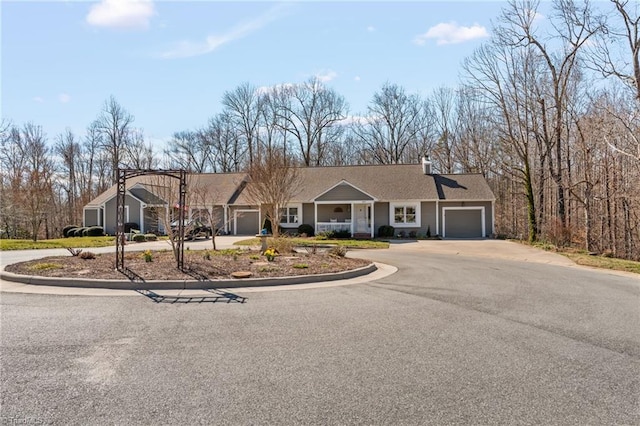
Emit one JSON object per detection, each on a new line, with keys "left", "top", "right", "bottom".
{"left": 354, "top": 203, "right": 370, "bottom": 233}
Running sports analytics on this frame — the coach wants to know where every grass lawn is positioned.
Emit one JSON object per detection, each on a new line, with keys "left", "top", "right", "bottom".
{"left": 561, "top": 252, "right": 640, "bottom": 274}
{"left": 234, "top": 237, "right": 389, "bottom": 249}
{"left": 528, "top": 241, "right": 640, "bottom": 275}
{"left": 0, "top": 236, "right": 116, "bottom": 251}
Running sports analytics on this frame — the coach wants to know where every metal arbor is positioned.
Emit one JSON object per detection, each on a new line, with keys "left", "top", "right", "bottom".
{"left": 116, "top": 168, "right": 187, "bottom": 272}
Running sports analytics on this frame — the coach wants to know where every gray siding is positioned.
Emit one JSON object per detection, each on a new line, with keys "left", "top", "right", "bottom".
{"left": 302, "top": 203, "right": 314, "bottom": 226}
{"left": 421, "top": 202, "right": 437, "bottom": 236}
{"left": 315, "top": 183, "right": 373, "bottom": 202}
{"left": 374, "top": 202, "right": 389, "bottom": 236}
{"left": 84, "top": 209, "right": 98, "bottom": 227}
{"left": 104, "top": 195, "right": 141, "bottom": 235}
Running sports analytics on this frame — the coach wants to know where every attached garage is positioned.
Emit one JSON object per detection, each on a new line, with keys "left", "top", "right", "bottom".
{"left": 234, "top": 210, "right": 259, "bottom": 235}
{"left": 442, "top": 207, "right": 485, "bottom": 238}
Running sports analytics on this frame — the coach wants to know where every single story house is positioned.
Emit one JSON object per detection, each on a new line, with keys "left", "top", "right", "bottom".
{"left": 83, "top": 157, "right": 495, "bottom": 239}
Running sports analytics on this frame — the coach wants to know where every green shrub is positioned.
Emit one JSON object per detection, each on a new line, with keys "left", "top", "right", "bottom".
{"left": 317, "top": 230, "right": 335, "bottom": 239}
{"left": 132, "top": 234, "right": 147, "bottom": 242}
{"left": 297, "top": 224, "right": 315, "bottom": 237}
{"left": 378, "top": 225, "right": 395, "bottom": 238}
{"left": 143, "top": 233, "right": 157, "bottom": 241}
{"left": 333, "top": 229, "right": 351, "bottom": 239}
{"left": 73, "top": 227, "right": 87, "bottom": 237}
{"left": 63, "top": 225, "right": 79, "bottom": 238}
{"left": 86, "top": 226, "right": 104, "bottom": 237}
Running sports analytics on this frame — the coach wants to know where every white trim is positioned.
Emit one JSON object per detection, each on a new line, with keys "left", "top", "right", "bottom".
{"left": 233, "top": 209, "right": 259, "bottom": 235}
{"left": 370, "top": 203, "right": 374, "bottom": 238}
{"left": 224, "top": 205, "right": 229, "bottom": 234}
{"left": 312, "top": 179, "right": 378, "bottom": 202}
{"left": 442, "top": 206, "right": 485, "bottom": 238}
{"left": 435, "top": 200, "right": 439, "bottom": 236}
{"left": 140, "top": 203, "right": 145, "bottom": 233}
{"left": 279, "top": 203, "right": 303, "bottom": 228}
{"left": 389, "top": 202, "right": 421, "bottom": 228}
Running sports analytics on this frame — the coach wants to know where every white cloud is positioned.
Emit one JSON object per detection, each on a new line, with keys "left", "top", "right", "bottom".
{"left": 86, "top": 0, "right": 156, "bottom": 31}
{"left": 33, "top": 96, "right": 45, "bottom": 103}
{"left": 367, "top": 25, "right": 375, "bottom": 32}
{"left": 354, "top": 76, "right": 361, "bottom": 82}
{"left": 414, "top": 21, "right": 488, "bottom": 46}
{"left": 160, "top": 4, "right": 286, "bottom": 59}
{"left": 59, "top": 93, "right": 71, "bottom": 103}
{"left": 315, "top": 70, "right": 338, "bottom": 83}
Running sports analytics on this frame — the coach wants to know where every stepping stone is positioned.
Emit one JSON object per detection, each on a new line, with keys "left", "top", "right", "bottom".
{"left": 231, "top": 271, "right": 252, "bottom": 279}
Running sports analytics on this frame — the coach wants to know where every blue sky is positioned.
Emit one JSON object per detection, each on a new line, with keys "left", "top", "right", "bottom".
{"left": 2, "top": 1, "right": 507, "bottom": 146}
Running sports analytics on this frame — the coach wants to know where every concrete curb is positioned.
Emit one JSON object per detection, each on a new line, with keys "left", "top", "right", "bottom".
{"left": 0, "top": 263, "right": 378, "bottom": 290}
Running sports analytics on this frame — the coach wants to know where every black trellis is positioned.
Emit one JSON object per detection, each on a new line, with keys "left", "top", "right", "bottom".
{"left": 116, "top": 168, "right": 187, "bottom": 272}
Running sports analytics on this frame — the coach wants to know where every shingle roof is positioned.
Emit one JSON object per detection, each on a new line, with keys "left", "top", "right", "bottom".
{"left": 234, "top": 164, "right": 494, "bottom": 204}
{"left": 85, "top": 165, "right": 494, "bottom": 208}
{"left": 85, "top": 172, "right": 248, "bottom": 207}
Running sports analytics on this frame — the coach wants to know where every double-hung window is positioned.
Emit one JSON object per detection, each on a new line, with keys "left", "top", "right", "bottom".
{"left": 279, "top": 205, "right": 300, "bottom": 226}
{"left": 390, "top": 203, "right": 420, "bottom": 227}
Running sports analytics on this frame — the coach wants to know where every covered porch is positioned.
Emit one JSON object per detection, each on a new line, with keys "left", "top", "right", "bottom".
{"left": 314, "top": 202, "right": 375, "bottom": 238}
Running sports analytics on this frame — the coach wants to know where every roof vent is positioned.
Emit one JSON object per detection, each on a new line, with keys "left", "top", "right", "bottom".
{"left": 421, "top": 155, "right": 432, "bottom": 175}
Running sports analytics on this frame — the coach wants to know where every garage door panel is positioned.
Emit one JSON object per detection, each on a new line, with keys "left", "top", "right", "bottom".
{"left": 236, "top": 211, "right": 259, "bottom": 235}
{"left": 445, "top": 209, "right": 483, "bottom": 238}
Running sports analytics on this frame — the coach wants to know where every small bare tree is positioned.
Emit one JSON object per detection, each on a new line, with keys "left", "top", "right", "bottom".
{"left": 244, "top": 149, "right": 300, "bottom": 238}
{"left": 189, "top": 179, "right": 235, "bottom": 251}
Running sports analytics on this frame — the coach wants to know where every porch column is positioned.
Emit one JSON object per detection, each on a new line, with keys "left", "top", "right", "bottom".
{"left": 350, "top": 202, "right": 354, "bottom": 236}
{"left": 314, "top": 203, "right": 318, "bottom": 235}
{"left": 140, "top": 203, "right": 146, "bottom": 233}
{"left": 370, "top": 201, "right": 375, "bottom": 239}
{"left": 223, "top": 205, "right": 229, "bottom": 234}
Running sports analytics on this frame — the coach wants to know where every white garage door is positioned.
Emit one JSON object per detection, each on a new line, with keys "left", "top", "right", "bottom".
{"left": 443, "top": 208, "right": 484, "bottom": 238}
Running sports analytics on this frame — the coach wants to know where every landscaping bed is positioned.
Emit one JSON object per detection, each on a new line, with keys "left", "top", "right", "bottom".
{"left": 4, "top": 248, "right": 370, "bottom": 281}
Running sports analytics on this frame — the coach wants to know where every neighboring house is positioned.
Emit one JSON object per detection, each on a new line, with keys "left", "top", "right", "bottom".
{"left": 83, "top": 157, "right": 496, "bottom": 239}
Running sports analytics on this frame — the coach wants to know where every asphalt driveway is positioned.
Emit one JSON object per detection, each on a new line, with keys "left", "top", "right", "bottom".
{"left": 1, "top": 239, "right": 639, "bottom": 425}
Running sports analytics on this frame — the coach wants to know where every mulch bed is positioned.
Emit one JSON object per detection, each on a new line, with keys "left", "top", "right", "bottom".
{"left": 4, "top": 248, "right": 370, "bottom": 281}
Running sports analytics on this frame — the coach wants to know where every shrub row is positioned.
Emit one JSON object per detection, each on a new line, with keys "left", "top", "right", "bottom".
{"left": 131, "top": 234, "right": 158, "bottom": 242}
{"left": 63, "top": 225, "right": 105, "bottom": 238}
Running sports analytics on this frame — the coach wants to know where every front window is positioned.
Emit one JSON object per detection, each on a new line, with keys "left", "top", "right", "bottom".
{"left": 279, "top": 206, "right": 299, "bottom": 225}
{"left": 390, "top": 203, "right": 420, "bottom": 227}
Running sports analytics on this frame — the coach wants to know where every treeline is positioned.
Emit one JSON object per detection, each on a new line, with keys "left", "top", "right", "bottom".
{"left": 1, "top": 0, "right": 638, "bottom": 260}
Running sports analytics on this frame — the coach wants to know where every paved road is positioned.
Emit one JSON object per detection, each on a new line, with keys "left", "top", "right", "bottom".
{"left": 1, "top": 240, "right": 639, "bottom": 425}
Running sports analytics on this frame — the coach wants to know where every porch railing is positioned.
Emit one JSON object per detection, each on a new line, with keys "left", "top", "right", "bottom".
{"left": 316, "top": 221, "right": 352, "bottom": 234}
